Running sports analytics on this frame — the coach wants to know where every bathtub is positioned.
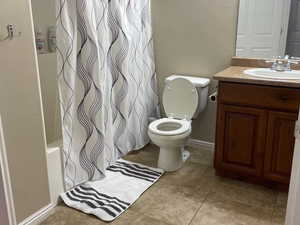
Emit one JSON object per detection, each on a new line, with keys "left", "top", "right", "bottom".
{"left": 46, "top": 140, "right": 64, "bottom": 204}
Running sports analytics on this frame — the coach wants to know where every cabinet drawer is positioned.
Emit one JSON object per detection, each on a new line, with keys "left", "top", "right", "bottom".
{"left": 219, "top": 82, "right": 300, "bottom": 112}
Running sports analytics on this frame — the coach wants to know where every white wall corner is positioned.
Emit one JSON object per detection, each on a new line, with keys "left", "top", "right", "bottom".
{"left": 187, "top": 138, "right": 215, "bottom": 152}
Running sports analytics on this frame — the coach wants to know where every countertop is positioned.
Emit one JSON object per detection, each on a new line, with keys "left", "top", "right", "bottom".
{"left": 214, "top": 66, "right": 300, "bottom": 88}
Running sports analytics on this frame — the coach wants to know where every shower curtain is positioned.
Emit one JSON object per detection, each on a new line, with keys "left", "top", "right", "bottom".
{"left": 56, "top": 0, "right": 158, "bottom": 189}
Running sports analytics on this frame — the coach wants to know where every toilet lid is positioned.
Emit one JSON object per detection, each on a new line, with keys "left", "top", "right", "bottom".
{"left": 162, "top": 78, "right": 199, "bottom": 120}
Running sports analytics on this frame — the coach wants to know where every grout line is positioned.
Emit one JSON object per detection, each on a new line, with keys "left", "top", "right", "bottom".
{"left": 187, "top": 193, "right": 210, "bottom": 225}
{"left": 186, "top": 160, "right": 214, "bottom": 225}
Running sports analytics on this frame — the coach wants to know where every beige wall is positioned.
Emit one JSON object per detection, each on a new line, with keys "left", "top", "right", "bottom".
{"left": 0, "top": 0, "right": 50, "bottom": 223}
{"left": 152, "top": 0, "right": 239, "bottom": 142}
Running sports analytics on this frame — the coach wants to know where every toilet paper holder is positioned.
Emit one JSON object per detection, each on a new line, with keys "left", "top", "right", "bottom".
{"left": 209, "top": 87, "right": 218, "bottom": 102}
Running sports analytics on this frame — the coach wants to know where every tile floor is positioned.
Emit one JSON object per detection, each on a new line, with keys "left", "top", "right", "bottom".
{"left": 40, "top": 144, "right": 287, "bottom": 225}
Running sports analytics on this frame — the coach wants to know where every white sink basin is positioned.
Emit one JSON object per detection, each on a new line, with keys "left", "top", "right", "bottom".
{"left": 244, "top": 68, "right": 300, "bottom": 80}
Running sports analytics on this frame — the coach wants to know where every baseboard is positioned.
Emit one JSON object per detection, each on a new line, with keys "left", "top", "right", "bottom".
{"left": 187, "top": 138, "right": 215, "bottom": 152}
{"left": 18, "top": 203, "right": 55, "bottom": 225}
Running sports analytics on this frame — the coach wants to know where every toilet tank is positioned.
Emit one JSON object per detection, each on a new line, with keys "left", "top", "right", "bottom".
{"left": 165, "top": 75, "right": 210, "bottom": 118}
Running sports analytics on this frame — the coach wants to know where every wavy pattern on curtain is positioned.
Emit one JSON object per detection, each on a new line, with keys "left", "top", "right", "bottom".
{"left": 56, "top": 0, "right": 158, "bottom": 189}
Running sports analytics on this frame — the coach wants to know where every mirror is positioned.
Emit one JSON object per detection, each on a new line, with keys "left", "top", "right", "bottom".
{"left": 236, "top": 0, "right": 300, "bottom": 59}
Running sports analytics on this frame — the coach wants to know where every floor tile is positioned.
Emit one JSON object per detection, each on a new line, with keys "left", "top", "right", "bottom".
{"left": 112, "top": 210, "right": 174, "bottom": 225}
{"left": 271, "top": 191, "right": 288, "bottom": 225}
{"left": 186, "top": 146, "right": 214, "bottom": 166}
{"left": 201, "top": 167, "right": 278, "bottom": 209}
{"left": 123, "top": 144, "right": 159, "bottom": 167}
{"left": 119, "top": 214, "right": 175, "bottom": 225}
{"left": 190, "top": 194, "right": 273, "bottom": 225}
{"left": 130, "top": 183, "right": 204, "bottom": 225}
{"left": 276, "top": 192, "right": 288, "bottom": 209}
{"left": 271, "top": 207, "right": 286, "bottom": 225}
{"left": 39, "top": 205, "right": 107, "bottom": 225}
{"left": 158, "top": 161, "right": 208, "bottom": 188}
{"left": 40, "top": 204, "right": 176, "bottom": 225}
{"left": 40, "top": 145, "right": 287, "bottom": 225}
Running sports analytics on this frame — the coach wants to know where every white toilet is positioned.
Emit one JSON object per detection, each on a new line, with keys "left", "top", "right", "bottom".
{"left": 148, "top": 75, "right": 210, "bottom": 171}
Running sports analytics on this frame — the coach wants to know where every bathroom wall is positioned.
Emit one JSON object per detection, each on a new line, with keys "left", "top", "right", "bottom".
{"left": 0, "top": 0, "right": 50, "bottom": 222}
{"left": 31, "top": 0, "right": 61, "bottom": 143}
{"left": 151, "top": 0, "right": 239, "bottom": 143}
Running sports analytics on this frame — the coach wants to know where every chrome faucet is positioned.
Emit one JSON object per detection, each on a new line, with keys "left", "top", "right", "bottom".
{"left": 266, "top": 55, "right": 298, "bottom": 72}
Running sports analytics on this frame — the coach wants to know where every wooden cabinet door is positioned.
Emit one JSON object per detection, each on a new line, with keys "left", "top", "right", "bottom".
{"left": 264, "top": 111, "right": 298, "bottom": 184}
{"left": 215, "top": 104, "right": 267, "bottom": 177}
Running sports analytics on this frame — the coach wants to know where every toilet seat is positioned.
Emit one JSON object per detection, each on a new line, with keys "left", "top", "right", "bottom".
{"left": 149, "top": 118, "right": 190, "bottom": 136}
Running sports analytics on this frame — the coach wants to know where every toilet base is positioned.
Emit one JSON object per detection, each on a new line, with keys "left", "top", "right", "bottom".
{"left": 158, "top": 147, "right": 190, "bottom": 172}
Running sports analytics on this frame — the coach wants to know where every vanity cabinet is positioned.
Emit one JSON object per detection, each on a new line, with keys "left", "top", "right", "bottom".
{"left": 215, "top": 81, "right": 300, "bottom": 188}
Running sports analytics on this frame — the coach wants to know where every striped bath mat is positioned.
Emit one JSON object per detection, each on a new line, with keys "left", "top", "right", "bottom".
{"left": 60, "top": 159, "right": 164, "bottom": 221}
